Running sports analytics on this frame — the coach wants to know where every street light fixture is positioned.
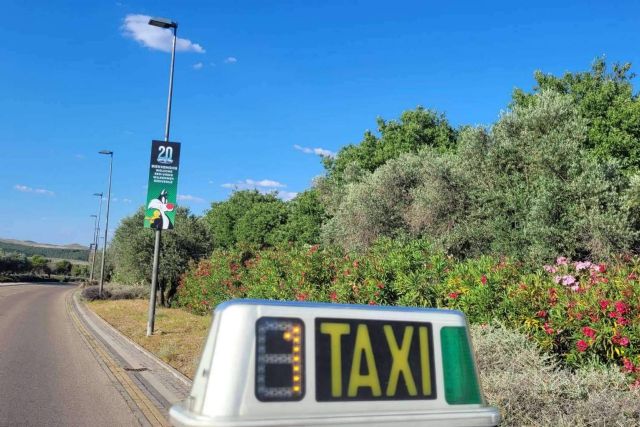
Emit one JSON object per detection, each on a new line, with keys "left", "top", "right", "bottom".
{"left": 146, "top": 16, "right": 179, "bottom": 337}
{"left": 148, "top": 17, "right": 177, "bottom": 29}
{"left": 98, "top": 151, "right": 113, "bottom": 297}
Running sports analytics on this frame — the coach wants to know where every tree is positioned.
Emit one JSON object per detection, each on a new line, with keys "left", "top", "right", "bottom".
{"left": 512, "top": 58, "right": 640, "bottom": 173}
{"left": 29, "top": 255, "right": 50, "bottom": 276}
{"left": 323, "top": 91, "right": 635, "bottom": 261}
{"left": 274, "top": 189, "right": 327, "bottom": 245}
{"left": 110, "top": 206, "right": 212, "bottom": 305}
{"left": 53, "top": 260, "right": 73, "bottom": 275}
{"left": 324, "top": 107, "right": 456, "bottom": 182}
{"left": 204, "top": 190, "right": 288, "bottom": 249}
{"left": 0, "top": 251, "right": 31, "bottom": 274}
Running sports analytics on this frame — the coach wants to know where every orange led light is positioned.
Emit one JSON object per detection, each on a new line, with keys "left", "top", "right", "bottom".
{"left": 293, "top": 386, "right": 301, "bottom": 393}
{"left": 292, "top": 326, "right": 301, "bottom": 333}
{"left": 293, "top": 356, "right": 300, "bottom": 362}
{"left": 293, "top": 375, "right": 300, "bottom": 382}
{"left": 293, "top": 346, "right": 300, "bottom": 352}
{"left": 293, "top": 366, "right": 300, "bottom": 372}
{"left": 283, "top": 332, "right": 292, "bottom": 340}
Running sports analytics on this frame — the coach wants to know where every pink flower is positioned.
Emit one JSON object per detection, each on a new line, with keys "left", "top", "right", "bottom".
{"left": 617, "top": 317, "right": 629, "bottom": 326}
{"left": 554, "top": 275, "right": 562, "bottom": 284}
{"left": 543, "top": 322, "right": 554, "bottom": 335}
{"left": 614, "top": 301, "right": 628, "bottom": 315}
{"left": 329, "top": 291, "right": 338, "bottom": 302}
{"left": 619, "top": 337, "right": 630, "bottom": 347}
{"left": 599, "top": 299, "right": 610, "bottom": 310}
{"left": 623, "top": 358, "right": 635, "bottom": 373}
{"left": 561, "top": 275, "right": 576, "bottom": 286}
{"left": 576, "top": 340, "right": 589, "bottom": 352}
{"left": 544, "top": 265, "right": 557, "bottom": 274}
{"left": 448, "top": 292, "right": 460, "bottom": 299}
{"left": 536, "top": 310, "right": 547, "bottom": 318}
{"left": 556, "top": 257, "right": 569, "bottom": 266}
{"left": 582, "top": 326, "right": 597, "bottom": 338}
{"left": 575, "top": 261, "right": 593, "bottom": 271}
{"left": 598, "top": 263, "right": 607, "bottom": 273}
{"left": 296, "top": 293, "right": 308, "bottom": 301}
{"left": 480, "top": 275, "right": 487, "bottom": 285}
{"left": 368, "top": 300, "right": 377, "bottom": 306}
{"left": 570, "top": 284, "right": 579, "bottom": 292}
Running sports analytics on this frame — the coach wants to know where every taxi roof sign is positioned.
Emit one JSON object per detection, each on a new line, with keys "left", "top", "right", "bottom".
{"left": 170, "top": 300, "right": 500, "bottom": 427}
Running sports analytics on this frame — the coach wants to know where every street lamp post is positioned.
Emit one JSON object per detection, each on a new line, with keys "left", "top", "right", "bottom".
{"left": 147, "top": 16, "right": 178, "bottom": 337}
{"left": 90, "top": 192, "right": 103, "bottom": 282}
{"left": 98, "top": 151, "right": 113, "bottom": 297}
{"left": 89, "top": 214, "right": 97, "bottom": 280}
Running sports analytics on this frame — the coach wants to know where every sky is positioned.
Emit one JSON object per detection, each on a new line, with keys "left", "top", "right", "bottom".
{"left": 2, "top": 0, "right": 640, "bottom": 245}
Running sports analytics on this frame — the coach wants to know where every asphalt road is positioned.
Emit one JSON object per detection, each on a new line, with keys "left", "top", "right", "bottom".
{"left": 0, "top": 283, "right": 141, "bottom": 427}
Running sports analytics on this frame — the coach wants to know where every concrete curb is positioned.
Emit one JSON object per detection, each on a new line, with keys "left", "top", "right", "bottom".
{"left": 70, "top": 289, "right": 193, "bottom": 420}
{"left": 73, "top": 291, "right": 192, "bottom": 387}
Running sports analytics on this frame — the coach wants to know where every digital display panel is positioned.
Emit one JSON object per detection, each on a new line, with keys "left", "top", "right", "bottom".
{"left": 255, "top": 317, "right": 305, "bottom": 401}
{"left": 315, "top": 318, "right": 436, "bottom": 401}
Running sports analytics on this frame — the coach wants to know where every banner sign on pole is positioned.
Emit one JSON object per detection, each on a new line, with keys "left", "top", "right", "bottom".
{"left": 144, "top": 140, "right": 181, "bottom": 230}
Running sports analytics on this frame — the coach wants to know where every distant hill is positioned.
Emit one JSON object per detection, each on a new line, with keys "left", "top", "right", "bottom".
{"left": 0, "top": 238, "right": 90, "bottom": 262}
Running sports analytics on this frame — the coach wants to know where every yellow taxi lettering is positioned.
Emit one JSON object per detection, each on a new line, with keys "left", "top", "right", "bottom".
{"left": 419, "top": 326, "right": 431, "bottom": 396}
{"left": 320, "top": 322, "right": 351, "bottom": 397}
{"left": 347, "top": 324, "right": 381, "bottom": 397}
{"left": 383, "top": 325, "right": 417, "bottom": 396}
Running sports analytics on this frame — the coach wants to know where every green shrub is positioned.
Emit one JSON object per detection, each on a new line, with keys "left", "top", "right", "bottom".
{"left": 178, "top": 238, "right": 640, "bottom": 383}
{"left": 473, "top": 323, "right": 640, "bottom": 426}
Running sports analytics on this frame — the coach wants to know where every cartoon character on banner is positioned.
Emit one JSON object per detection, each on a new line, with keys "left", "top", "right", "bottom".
{"left": 147, "top": 189, "right": 175, "bottom": 230}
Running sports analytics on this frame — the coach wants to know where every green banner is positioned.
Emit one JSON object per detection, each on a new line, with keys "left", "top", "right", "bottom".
{"left": 144, "top": 140, "right": 181, "bottom": 230}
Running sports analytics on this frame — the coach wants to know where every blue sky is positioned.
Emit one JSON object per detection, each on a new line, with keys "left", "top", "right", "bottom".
{"left": 2, "top": 0, "right": 640, "bottom": 245}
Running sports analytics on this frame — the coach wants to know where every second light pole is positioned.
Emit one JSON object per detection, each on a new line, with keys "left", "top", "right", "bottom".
{"left": 98, "top": 151, "right": 113, "bottom": 297}
{"left": 147, "top": 16, "right": 178, "bottom": 337}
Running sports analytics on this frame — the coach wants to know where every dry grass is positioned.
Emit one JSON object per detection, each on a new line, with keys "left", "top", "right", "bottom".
{"left": 87, "top": 299, "right": 211, "bottom": 379}
{"left": 472, "top": 323, "right": 640, "bottom": 426}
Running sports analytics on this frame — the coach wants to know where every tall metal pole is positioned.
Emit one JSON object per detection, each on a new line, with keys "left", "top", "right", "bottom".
{"left": 147, "top": 25, "right": 177, "bottom": 337}
{"left": 89, "top": 215, "right": 97, "bottom": 281}
{"left": 90, "top": 194, "right": 103, "bottom": 282}
{"left": 99, "top": 154, "right": 113, "bottom": 297}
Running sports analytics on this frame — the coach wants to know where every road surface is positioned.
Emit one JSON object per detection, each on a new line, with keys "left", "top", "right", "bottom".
{"left": 0, "top": 283, "right": 141, "bottom": 426}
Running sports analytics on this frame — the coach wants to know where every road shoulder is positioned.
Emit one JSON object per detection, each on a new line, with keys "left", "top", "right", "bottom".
{"left": 67, "top": 289, "right": 192, "bottom": 426}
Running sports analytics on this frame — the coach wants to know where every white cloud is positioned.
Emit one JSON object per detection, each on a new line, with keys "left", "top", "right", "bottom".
{"left": 224, "top": 56, "right": 237, "bottom": 64}
{"left": 221, "top": 179, "right": 285, "bottom": 190}
{"left": 122, "top": 198, "right": 133, "bottom": 203}
{"left": 277, "top": 191, "right": 298, "bottom": 201}
{"left": 122, "top": 14, "right": 205, "bottom": 53}
{"left": 178, "top": 194, "right": 205, "bottom": 203}
{"left": 193, "top": 62, "right": 204, "bottom": 70}
{"left": 293, "top": 144, "right": 335, "bottom": 158}
{"left": 14, "top": 184, "right": 55, "bottom": 196}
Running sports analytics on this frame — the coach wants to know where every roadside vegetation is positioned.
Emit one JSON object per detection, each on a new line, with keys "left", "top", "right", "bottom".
{"left": 96, "top": 59, "right": 640, "bottom": 424}
{"left": 87, "top": 299, "right": 210, "bottom": 378}
{"left": 0, "top": 250, "right": 89, "bottom": 282}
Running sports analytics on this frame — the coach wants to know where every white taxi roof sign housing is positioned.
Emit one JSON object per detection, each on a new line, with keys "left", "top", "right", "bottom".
{"left": 170, "top": 299, "right": 500, "bottom": 427}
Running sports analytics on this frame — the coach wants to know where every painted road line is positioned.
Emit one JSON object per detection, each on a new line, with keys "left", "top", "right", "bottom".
{"left": 66, "top": 292, "right": 170, "bottom": 427}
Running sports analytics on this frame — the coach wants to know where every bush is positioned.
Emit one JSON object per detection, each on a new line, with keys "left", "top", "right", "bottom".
{"left": 472, "top": 323, "right": 640, "bottom": 426}
{"left": 81, "top": 286, "right": 112, "bottom": 301}
{"left": 81, "top": 284, "right": 148, "bottom": 301}
{"left": 321, "top": 91, "right": 636, "bottom": 262}
{"left": 178, "top": 238, "right": 640, "bottom": 382}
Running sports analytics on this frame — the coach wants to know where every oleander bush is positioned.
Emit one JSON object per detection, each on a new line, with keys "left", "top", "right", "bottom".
{"left": 177, "top": 238, "right": 640, "bottom": 385}
{"left": 472, "top": 323, "right": 640, "bottom": 426}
